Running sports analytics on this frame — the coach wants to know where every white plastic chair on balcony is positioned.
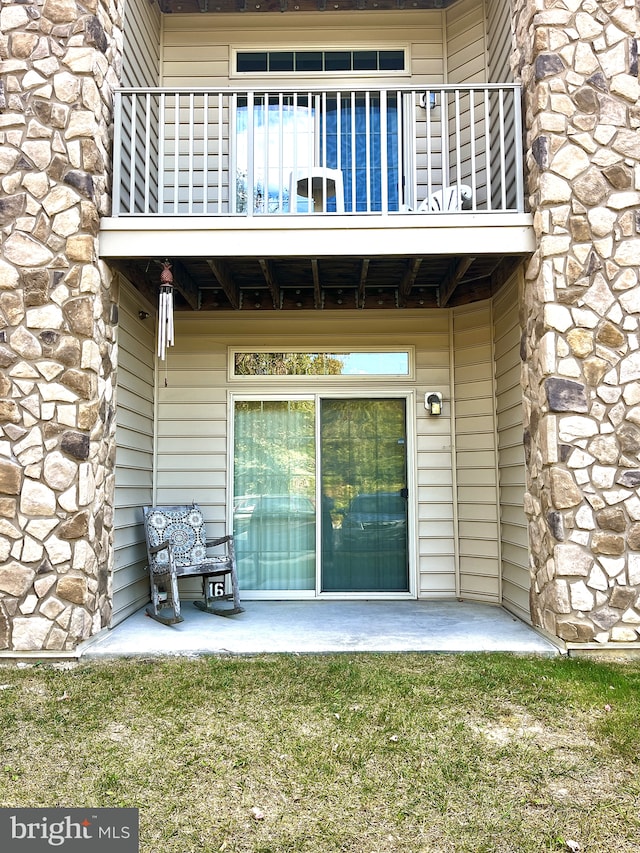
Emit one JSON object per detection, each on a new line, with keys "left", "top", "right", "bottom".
{"left": 289, "top": 168, "right": 345, "bottom": 212}
{"left": 418, "top": 184, "right": 473, "bottom": 212}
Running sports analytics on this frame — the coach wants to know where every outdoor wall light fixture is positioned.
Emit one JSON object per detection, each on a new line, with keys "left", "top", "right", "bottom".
{"left": 425, "top": 392, "right": 443, "bottom": 416}
{"left": 138, "top": 310, "right": 150, "bottom": 320}
{"left": 420, "top": 91, "right": 437, "bottom": 110}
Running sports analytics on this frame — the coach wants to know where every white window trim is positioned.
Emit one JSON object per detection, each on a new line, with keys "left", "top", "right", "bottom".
{"left": 229, "top": 45, "right": 412, "bottom": 81}
{"left": 228, "top": 346, "right": 416, "bottom": 382}
{"left": 228, "top": 389, "right": 417, "bottom": 600}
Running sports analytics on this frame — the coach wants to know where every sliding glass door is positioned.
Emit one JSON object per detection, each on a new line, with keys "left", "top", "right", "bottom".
{"left": 233, "top": 400, "right": 316, "bottom": 590}
{"left": 320, "top": 399, "right": 408, "bottom": 592}
{"left": 233, "top": 397, "right": 409, "bottom": 593}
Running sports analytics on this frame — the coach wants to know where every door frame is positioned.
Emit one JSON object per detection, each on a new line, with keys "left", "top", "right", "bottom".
{"left": 229, "top": 389, "right": 417, "bottom": 599}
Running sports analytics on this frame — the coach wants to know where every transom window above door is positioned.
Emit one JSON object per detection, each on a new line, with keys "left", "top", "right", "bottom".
{"left": 231, "top": 350, "right": 412, "bottom": 378}
{"left": 235, "top": 49, "right": 406, "bottom": 75}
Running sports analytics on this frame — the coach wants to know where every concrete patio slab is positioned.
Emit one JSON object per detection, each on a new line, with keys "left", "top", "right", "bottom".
{"left": 81, "top": 600, "right": 560, "bottom": 657}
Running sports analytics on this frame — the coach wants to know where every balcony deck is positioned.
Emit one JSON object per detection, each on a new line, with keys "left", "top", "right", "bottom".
{"left": 102, "top": 84, "right": 533, "bottom": 310}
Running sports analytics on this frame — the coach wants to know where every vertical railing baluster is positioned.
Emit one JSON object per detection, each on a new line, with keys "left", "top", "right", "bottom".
{"left": 262, "top": 92, "right": 269, "bottom": 214}
{"left": 321, "top": 91, "right": 327, "bottom": 211}
{"left": 454, "top": 87, "right": 461, "bottom": 195}
{"left": 395, "top": 89, "right": 402, "bottom": 211}
{"left": 157, "top": 93, "right": 165, "bottom": 214}
{"left": 336, "top": 90, "right": 342, "bottom": 189}
{"left": 247, "top": 91, "right": 254, "bottom": 216}
{"left": 350, "top": 92, "right": 358, "bottom": 213}
{"left": 306, "top": 91, "right": 314, "bottom": 214}
{"left": 499, "top": 88, "right": 507, "bottom": 211}
{"left": 143, "top": 93, "right": 151, "bottom": 214}
{"left": 380, "top": 89, "right": 388, "bottom": 213}
{"left": 441, "top": 89, "right": 449, "bottom": 194}
{"left": 365, "top": 91, "right": 371, "bottom": 212}
{"left": 188, "top": 92, "right": 194, "bottom": 214}
{"left": 173, "top": 93, "right": 180, "bottom": 215}
{"left": 216, "top": 93, "right": 222, "bottom": 213}
{"left": 426, "top": 90, "right": 433, "bottom": 207}
{"left": 203, "top": 92, "right": 209, "bottom": 215}
{"left": 513, "top": 87, "right": 524, "bottom": 213}
{"left": 128, "top": 93, "right": 137, "bottom": 214}
{"left": 291, "top": 92, "right": 298, "bottom": 212}
{"left": 484, "top": 88, "right": 492, "bottom": 211}
{"left": 469, "top": 89, "right": 476, "bottom": 211}
{"left": 217, "top": 93, "right": 223, "bottom": 214}
{"left": 277, "top": 93, "right": 284, "bottom": 213}
{"left": 112, "top": 91, "right": 123, "bottom": 215}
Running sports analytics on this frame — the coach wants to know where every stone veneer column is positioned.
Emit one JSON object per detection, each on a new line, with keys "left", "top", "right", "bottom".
{"left": 512, "top": 0, "right": 640, "bottom": 643}
{"left": 0, "top": 0, "right": 123, "bottom": 650}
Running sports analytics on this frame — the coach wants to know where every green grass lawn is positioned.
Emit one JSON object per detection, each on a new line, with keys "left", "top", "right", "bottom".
{"left": 1, "top": 654, "right": 639, "bottom": 852}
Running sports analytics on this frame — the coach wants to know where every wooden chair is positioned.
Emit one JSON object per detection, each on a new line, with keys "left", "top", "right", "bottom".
{"left": 143, "top": 504, "right": 244, "bottom": 626}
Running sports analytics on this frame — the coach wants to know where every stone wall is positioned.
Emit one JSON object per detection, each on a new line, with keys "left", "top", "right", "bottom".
{"left": 512, "top": 0, "right": 640, "bottom": 643}
{"left": 0, "top": 0, "right": 123, "bottom": 650}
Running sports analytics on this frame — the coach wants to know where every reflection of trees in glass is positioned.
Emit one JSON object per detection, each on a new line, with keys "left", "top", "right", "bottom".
{"left": 234, "top": 400, "right": 316, "bottom": 499}
{"left": 235, "top": 352, "right": 344, "bottom": 376}
{"left": 236, "top": 170, "right": 290, "bottom": 214}
{"left": 321, "top": 399, "right": 406, "bottom": 518}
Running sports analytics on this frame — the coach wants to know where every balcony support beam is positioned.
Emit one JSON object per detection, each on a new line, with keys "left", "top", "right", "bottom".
{"left": 398, "top": 258, "right": 422, "bottom": 307}
{"left": 357, "top": 259, "right": 370, "bottom": 308}
{"left": 207, "top": 259, "right": 240, "bottom": 309}
{"left": 438, "top": 257, "right": 474, "bottom": 308}
{"left": 259, "top": 259, "right": 281, "bottom": 308}
{"left": 311, "top": 260, "right": 322, "bottom": 309}
{"left": 170, "top": 260, "right": 201, "bottom": 311}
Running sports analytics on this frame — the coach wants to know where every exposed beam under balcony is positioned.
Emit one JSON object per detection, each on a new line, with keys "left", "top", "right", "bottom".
{"left": 156, "top": 0, "right": 454, "bottom": 13}
{"left": 105, "top": 245, "right": 531, "bottom": 313}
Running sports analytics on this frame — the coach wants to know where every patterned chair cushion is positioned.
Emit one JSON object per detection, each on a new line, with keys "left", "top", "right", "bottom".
{"left": 145, "top": 505, "right": 208, "bottom": 569}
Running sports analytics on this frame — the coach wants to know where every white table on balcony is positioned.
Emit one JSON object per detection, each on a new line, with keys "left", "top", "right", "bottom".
{"left": 289, "top": 168, "right": 345, "bottom": 213}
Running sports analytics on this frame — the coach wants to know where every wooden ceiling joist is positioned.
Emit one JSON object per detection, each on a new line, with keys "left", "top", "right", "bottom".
{"left": 169, "top": 259, "right": 200, "bottom": 311}
{"left": 206, "top": 259, "right": 240, "bottom": 309}
{"left": 259, "top": 259, "right": 281, "bottom": 308}
{"left": 490, "top": 256, "right": 524, "bottom": 292}
{"left": 357, "top": 259, "right": 370, "bottom": 308}
{"left": 438, "top": 256, "right": 475, "bottom": 308}
{"left": 311, "top": 259, "right": 322, "bottom": 309}
{"left": 398, "top": 258, "right": 422, "bottom": 306}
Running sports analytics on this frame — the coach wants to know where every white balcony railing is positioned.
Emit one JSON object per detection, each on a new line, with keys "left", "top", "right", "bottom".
{"left": 112, "top": 84, "right": 524, "bottom": 217}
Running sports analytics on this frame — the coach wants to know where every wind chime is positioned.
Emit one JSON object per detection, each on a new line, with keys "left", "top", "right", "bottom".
{"left": 157, "top": 260, "right": 175, "bottom": 361}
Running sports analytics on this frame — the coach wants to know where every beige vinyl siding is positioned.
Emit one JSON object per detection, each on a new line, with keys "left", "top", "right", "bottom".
{"left": 445, "top": 0, "right": 487, "bottom": 84}
{"left": 121, "top": 0, "right": 162, "bottom": 212}
{"left": 112, "top": 281, "right": 156, "bottom": 625}
{"left": 161, "top": 12, "right": 445, "bottom": 87}
{"left": 154, "top": 311, "right": 457, "bottom": 599}
{"left": 442, "top": 0, "right": 490, "bottom": 206}
{"left": 484, "top": 0, "right": 517, "bottom": 206}
{"left": 123, "top": 0, "right": 161, "bottom": 86}
{"left": 486, "top": 0, "right": 514, "bottom": 84}
{"left": 453, "top": 303, "right": 500, "bottom": 601}
{"left": 493, "top": 271, "right": 529, "bottom": 622}
{"left": 415, "top": 316, "right": 456, "bottom": 597}
{"left": 155, "top": 342, "right": 228, "bottom": 600}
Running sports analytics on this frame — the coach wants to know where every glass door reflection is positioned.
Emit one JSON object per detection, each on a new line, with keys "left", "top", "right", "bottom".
{"left": 321, "top": 398, "right": 408, "bottom": 592}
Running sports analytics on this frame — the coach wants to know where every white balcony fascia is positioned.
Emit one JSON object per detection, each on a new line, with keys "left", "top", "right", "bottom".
{"left": 99, "top": 213, "right": 535, "bottom": 259}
